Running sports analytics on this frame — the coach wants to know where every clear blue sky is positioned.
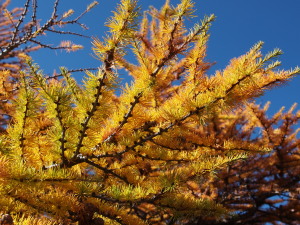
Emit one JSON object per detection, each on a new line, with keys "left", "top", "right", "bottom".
{"left": 10, "top": 0, "right": 300, "bottom": 114}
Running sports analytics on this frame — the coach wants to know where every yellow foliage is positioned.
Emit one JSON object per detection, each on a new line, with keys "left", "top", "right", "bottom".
{"left": 0, "top": 0, "right": 299, "bottom": 224}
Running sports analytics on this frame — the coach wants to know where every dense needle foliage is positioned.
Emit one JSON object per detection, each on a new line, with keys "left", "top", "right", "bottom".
{"left": 0, "top": 0, "right": 299, "bottom": 224}
{"left": 0, "top": 0, "right": 98, "bottom": 133}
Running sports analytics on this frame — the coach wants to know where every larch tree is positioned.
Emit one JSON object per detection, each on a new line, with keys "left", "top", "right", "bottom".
{"left": 0, "top": 0, "right": 299, "bottom": 225}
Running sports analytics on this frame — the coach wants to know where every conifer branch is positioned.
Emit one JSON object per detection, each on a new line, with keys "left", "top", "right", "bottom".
{"left": 77, "top": 0, "right": 139, "bottom": 158}
{"left": 8, "top": 193, "right": 54, "bottom": 216}
{"left": 10, "top": 0, "right": 31, "bottom": 45}
{"left": 116, "top": 71, "right": 266, "bottom": 158}
{"left": 151, "top": 140, "right": 191, "bottom": 151}
{"left": 63, "top": 1, "right": 99, "bottom": 27}
{"left": 247, "top": 104, "right": 273, "bottom": 143}
{"left": 73, "top": 72, "right": 106, "bottom": 158}
{"left": 31, "top": 0, "right": 38, "bottom": 31}
{"left": 55, "top": 99, "right": 68, "bottom": 166}
{"left": 136, "top": 151, "right": 189, "bottom": 162}
{"left": 28, "top": 61, "right": 70, "bottom": 166}
{"left": 15, "top": 75, "right": 33, "bottom": 162}
{"left": 46, "top": 28, "right": 90, "bottom": 38}
{"left": 0, "top": 0, "right": 98, "bottom": 60}
{"left": 104, "top": 91, "right": 143, "bottom": 143}
{"left": 18, "top": 97, "right": 29, "bottom": 158}
{"left": 85, "top": 159, "right": 130, "bottom": 184}
{"left": 29, "top": 39, "right": 75, "bottom": 51}
{"left": 45, "top": 67, "right": 98, "bottom": 80}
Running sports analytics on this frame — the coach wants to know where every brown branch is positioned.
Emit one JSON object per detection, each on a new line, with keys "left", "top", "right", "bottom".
{"left": 45, "top": 67, "right": 98, "bottom": 80}
{"left": 72, "top": 72, "right": 106, "bottom": 158}
{"left": 0, "top": 0, "right": 97, "bottom": 60}
{"left": 10, "top": 0, "right": 30, "bottom": 45}
{"left": 86, "top": 159, "right": 130, "bottom": 184}
{"left": 104, "top": 92, "right": 143, "bottom": 143}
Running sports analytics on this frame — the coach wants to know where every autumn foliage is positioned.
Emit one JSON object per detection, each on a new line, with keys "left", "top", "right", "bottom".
{"left": 0, "top": 0, "right": 97, "bottom": 133}
{"left": 192, "top": 103, "right": 300, "bottom": 225}
{"left": 0, "top": 0, "right": 299, "bottom": 224}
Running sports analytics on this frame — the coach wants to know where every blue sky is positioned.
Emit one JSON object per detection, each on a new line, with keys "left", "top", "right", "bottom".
{"left": 10, "top": 0, "right": 300, "bottom": 114}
